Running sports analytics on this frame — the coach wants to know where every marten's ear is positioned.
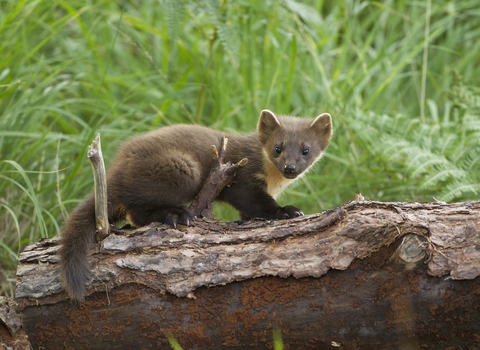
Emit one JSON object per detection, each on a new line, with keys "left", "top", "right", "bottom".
{"left": 257, "top": 110, "right": 283, "bottom": 145}
{"left": 310, "top": 113, "right": 333, "bottom": 150}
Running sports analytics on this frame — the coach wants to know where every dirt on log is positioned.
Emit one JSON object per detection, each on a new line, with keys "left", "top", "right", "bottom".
{"left": 15, "top": 200, "right": 480, "bottom": 349}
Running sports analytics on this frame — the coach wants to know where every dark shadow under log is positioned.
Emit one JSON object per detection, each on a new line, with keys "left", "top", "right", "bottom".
{"left": 15, "top": 201, "right": 480, "bottom": 349}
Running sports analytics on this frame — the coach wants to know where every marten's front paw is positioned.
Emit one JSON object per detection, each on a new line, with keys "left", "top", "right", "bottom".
{"left": 274, "top": 205, "right": 304, "bottom": 219}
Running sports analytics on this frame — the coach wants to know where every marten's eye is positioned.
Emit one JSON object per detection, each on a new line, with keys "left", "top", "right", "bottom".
{"left": 302, "top": 148, "right": 310, "bottom": 156}
{"left": 274, "top": 146, "right": 282, "bottom": 154}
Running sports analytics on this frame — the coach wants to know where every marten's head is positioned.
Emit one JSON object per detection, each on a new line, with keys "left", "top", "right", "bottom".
{"left": 257, "top": 109, "right": 332, "bottom": 179}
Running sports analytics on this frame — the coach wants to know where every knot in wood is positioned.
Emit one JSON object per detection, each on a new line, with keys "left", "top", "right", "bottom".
{"left": 398, "top": 234, "right": 427, "bottom": 263}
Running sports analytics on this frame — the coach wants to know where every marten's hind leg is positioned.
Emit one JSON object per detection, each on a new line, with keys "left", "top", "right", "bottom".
{"left": 126, "top": 206, "right": 194, "bottom": 227}
{"left": 110, "top": 150, "right": 204, "bottom": 227}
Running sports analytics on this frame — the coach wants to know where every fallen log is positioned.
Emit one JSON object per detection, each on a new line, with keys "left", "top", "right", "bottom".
{"left": 15, "top": 200, "right": 480, "bottom": 349}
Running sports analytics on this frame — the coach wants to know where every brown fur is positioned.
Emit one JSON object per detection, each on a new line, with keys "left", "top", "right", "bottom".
{"left": 59, "top": 110, "right": 332, "bottom": 301}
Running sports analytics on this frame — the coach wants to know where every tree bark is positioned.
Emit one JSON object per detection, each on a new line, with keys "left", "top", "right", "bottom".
{"left": 0, "top": 297, "right": 31, "bottom": 350}
{"left": 15, "top": 201, "right": 480, "bottom": 349}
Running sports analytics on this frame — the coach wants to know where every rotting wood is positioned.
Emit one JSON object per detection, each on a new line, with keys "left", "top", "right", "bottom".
{"left": 87, "top": 133, "right": 109, "bottom": 242}
{"left": 15, "top": 200, "right": 480, "bottom": 348}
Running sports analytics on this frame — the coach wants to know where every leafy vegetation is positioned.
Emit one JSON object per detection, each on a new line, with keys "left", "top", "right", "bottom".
{"left": 1, "top": 0, "right": 479, "bottom": 296}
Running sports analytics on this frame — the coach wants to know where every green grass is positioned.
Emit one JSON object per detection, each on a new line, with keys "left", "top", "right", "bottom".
{"left": 165, "top": 327, "right": 284, "bottom": 349}
{"left": 1, "top": 0, "right": 479, "bottom": 296}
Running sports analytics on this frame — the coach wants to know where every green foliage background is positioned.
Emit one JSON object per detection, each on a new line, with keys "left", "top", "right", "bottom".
{"left": 0, "top": 0, "right": 479, "bottom": 295}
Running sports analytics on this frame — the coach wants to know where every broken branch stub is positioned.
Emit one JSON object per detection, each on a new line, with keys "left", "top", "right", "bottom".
{"left": 189, "top": 136, "right": 248, "bottom": 219}
{"left": 87, "top": 133, "right": 109, "bottom": 241}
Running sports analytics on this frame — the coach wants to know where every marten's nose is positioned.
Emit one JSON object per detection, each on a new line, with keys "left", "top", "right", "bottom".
{"left": 284, "top": 164, "right": 296, "bottom": 174}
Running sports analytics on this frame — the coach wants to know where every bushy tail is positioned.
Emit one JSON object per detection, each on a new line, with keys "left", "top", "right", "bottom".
{"left": 59, "top": 194, "right": 97, "bottom": 302}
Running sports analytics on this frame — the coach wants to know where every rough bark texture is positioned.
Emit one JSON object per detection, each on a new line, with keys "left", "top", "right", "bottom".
{"left": 0, "top": 297, "right": 32, "bottom": 350}
{"left": 15, "top": 201, "right": 480, "bottom": 349}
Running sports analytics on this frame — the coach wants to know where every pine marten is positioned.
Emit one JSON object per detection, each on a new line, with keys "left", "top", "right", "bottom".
{"left": 59, "top": 109, "right": 333, "bottom": 301}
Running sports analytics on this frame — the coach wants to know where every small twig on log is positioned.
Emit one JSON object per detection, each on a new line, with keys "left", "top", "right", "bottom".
{"left": 87, "top": 133, "right": 109, "bottom": 242}
{"left": 189, "top": 137, "right": 248, "bottom": 219}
